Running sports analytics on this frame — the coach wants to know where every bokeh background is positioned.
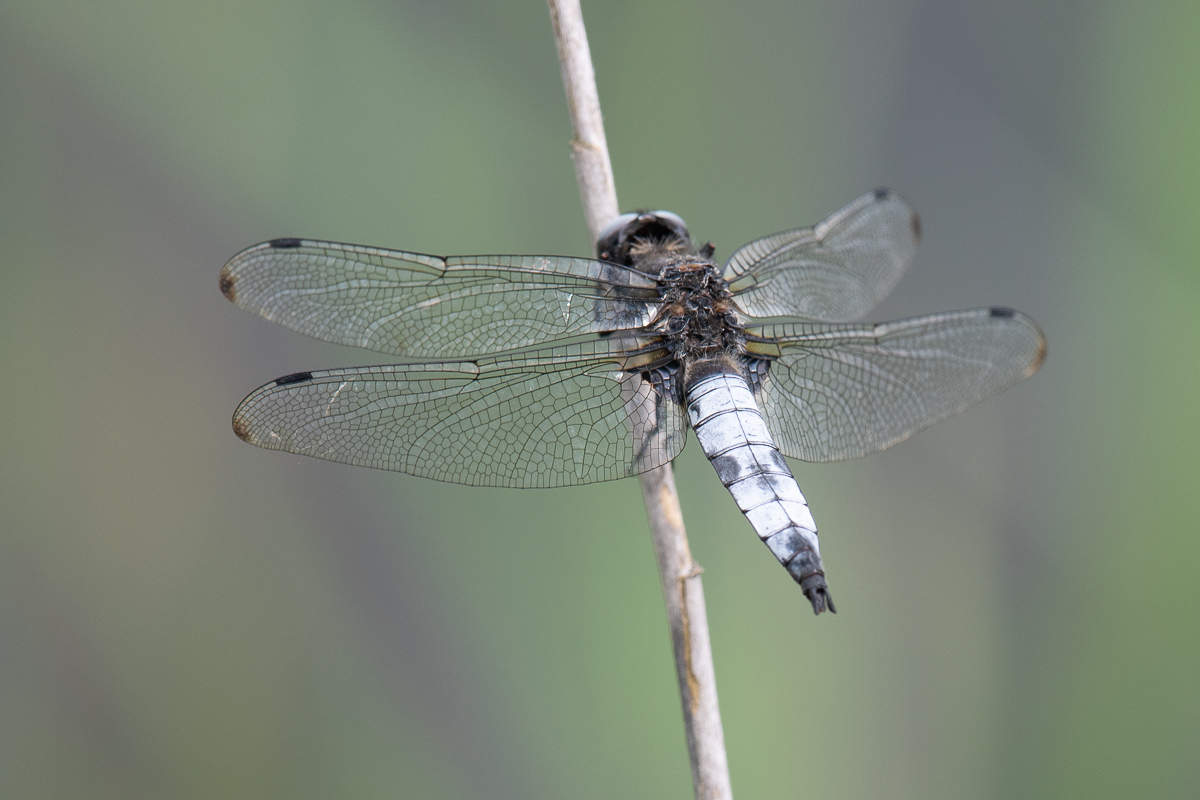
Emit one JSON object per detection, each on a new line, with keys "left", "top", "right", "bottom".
{"left": 2, "top": 1, "right": 1197, "bottom": 797}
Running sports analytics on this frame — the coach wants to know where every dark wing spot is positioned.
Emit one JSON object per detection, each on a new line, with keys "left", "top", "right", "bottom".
{"left": 218, "top": 267, "right": 237, "bottom": 301}
{"left": 275, "top": 371, "right": 313, "bottom": 386}
{"left": 989, "top": 306, "right": 1016, "bottom": 318}
{"left": 232, "top": 416, "right": 252, "bottom": 442}
{"left": 269, "top": 237, "right": 303, "bottom": 249}
{"left": 910, "top": 212, "right": 922, "bottom": 243}
{"left": 873, "top": 187, "right": 891, "bottom": 200}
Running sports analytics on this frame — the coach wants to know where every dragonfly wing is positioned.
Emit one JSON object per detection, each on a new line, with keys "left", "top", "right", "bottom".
{"left": 749, "top": 308, "right": 1046, "bottom": 462}
{"left": 220, "top": 239, "right": 660, "bottom": 358}
{"left": 725, "top": 189, "right": 920, "bottom": 322}
{"left": 231, "top": 338, "right": 687, "bottom": 488}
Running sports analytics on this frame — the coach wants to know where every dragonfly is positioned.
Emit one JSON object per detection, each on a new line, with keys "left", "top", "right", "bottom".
{"left": 221, "top": 189, "right": 1046, "bottom": 615}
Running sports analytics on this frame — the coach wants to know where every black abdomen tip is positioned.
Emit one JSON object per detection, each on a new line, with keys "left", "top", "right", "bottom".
{"left": 800, "top": 576, "right": 836, "bottom": 615}
{"left": 269, "top": 237, "right": 303, "bottom": 249}
{"left": 275, "top": 371, "right": 313, "bottom": 386}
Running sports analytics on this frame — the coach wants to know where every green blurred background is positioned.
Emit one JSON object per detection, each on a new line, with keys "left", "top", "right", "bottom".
{"left": 2, "top": 1, "right": 1197, "bottom": 797}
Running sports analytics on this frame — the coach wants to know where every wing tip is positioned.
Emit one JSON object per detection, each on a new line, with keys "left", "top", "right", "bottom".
{"left": 989, "top": 307, "right": 1048, "bottom": 376}
{"left": 869, "top": 187, "right": 921, "bottom": 244}
{"left": 232, "top": 414, "right": 253, "bottom": 442}
{"left": 218, "top": 265, "right": 237, "bottom": 301}
{"left": 1029, "top": 330, "right": 1049, "bottom": 375}
{"left": 228, "top": 373, "right": 313, "bottom": 445}
{"left": 221, "top": 238, "right": 302, "bottom": 302}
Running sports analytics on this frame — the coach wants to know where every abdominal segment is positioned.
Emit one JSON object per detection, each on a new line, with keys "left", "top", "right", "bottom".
{"left": 685, "top": 370, "right": 836, "bottom": 614}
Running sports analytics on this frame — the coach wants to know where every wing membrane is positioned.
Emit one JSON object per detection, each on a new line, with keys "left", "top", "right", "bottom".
{"left": 220, "top": 239, "right": 660, "bottom": 358}
{"left": 231, "top": 338, "right": 686, "bottom": 487}
{"left": 749, "top": 308, "right": 1046, "bottom": 462}
{"left": 724, "top": 189, "right": 920, "bottom": 322}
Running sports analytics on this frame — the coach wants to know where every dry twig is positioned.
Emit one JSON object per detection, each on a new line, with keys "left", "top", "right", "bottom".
{"left": 547, "top": 3, "right": 733, "bottom": 797}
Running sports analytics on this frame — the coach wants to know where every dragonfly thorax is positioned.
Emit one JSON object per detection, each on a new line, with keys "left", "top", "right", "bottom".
{"left": 653, "top": 259, "right": 747, "bottom": 370}
{"left": 601, "top": 210, "right": 754, "bottom": 392}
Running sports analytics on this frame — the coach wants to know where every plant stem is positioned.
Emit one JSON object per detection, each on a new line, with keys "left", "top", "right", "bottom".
{"left": 547, "top": 3, "right": 733, "bottom": 798}
{"left": 547, "top": 0, "right": 618, "bottom": 243}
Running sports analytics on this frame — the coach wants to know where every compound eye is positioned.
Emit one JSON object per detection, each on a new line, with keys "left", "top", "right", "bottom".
{"left": 647, "top": 210, "right": 689, "bottom": 243}
{"left": 596, "top": 212, "right": 642, "bottom": 259}
{"left": 595, "top": 210, "right": 692, "bottom": 265}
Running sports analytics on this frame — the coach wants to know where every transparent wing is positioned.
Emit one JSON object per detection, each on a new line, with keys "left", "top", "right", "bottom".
{"left": 724, "top": 189, "right": 921, "bottom": 322}
{"left": 749, "top": 308, "right": 1046, "bottom": 462}
{"left": 231, "top": 339, "right": 687, "bottom": 488}
{"left": 220, "top": 239, "right": 660, "bottom": 358}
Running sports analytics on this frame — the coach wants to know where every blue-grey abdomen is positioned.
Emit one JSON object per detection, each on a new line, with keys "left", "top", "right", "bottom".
{"left": 686, "top": 370, "right": 835, "bottom": 614}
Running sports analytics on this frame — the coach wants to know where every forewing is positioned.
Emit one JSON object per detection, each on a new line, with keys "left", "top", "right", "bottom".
{"left": 750, "top": 308, "right": 1046, "bottom": 461}
{"left": 231, "top": 339, "right": 687, "bottom": 488}
{"left": 220, "top": 239, "right": 659, "bottom": 358}
{"left": 724, "top": 189, "right": 921, "bottom": 321}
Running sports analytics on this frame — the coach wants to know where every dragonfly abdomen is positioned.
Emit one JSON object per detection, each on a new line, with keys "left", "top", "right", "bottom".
{"left": 685, "top": 368, "right": 835, "bottom": 614}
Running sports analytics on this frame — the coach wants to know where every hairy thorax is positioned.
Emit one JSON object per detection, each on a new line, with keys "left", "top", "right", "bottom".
{"left": 630, "top": 242, "right": 749, "bottom": 388}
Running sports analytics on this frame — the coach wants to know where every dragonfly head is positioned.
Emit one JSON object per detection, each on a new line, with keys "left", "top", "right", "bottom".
{"left": 596, "top": 210, "right": 691, "bottom": 268}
